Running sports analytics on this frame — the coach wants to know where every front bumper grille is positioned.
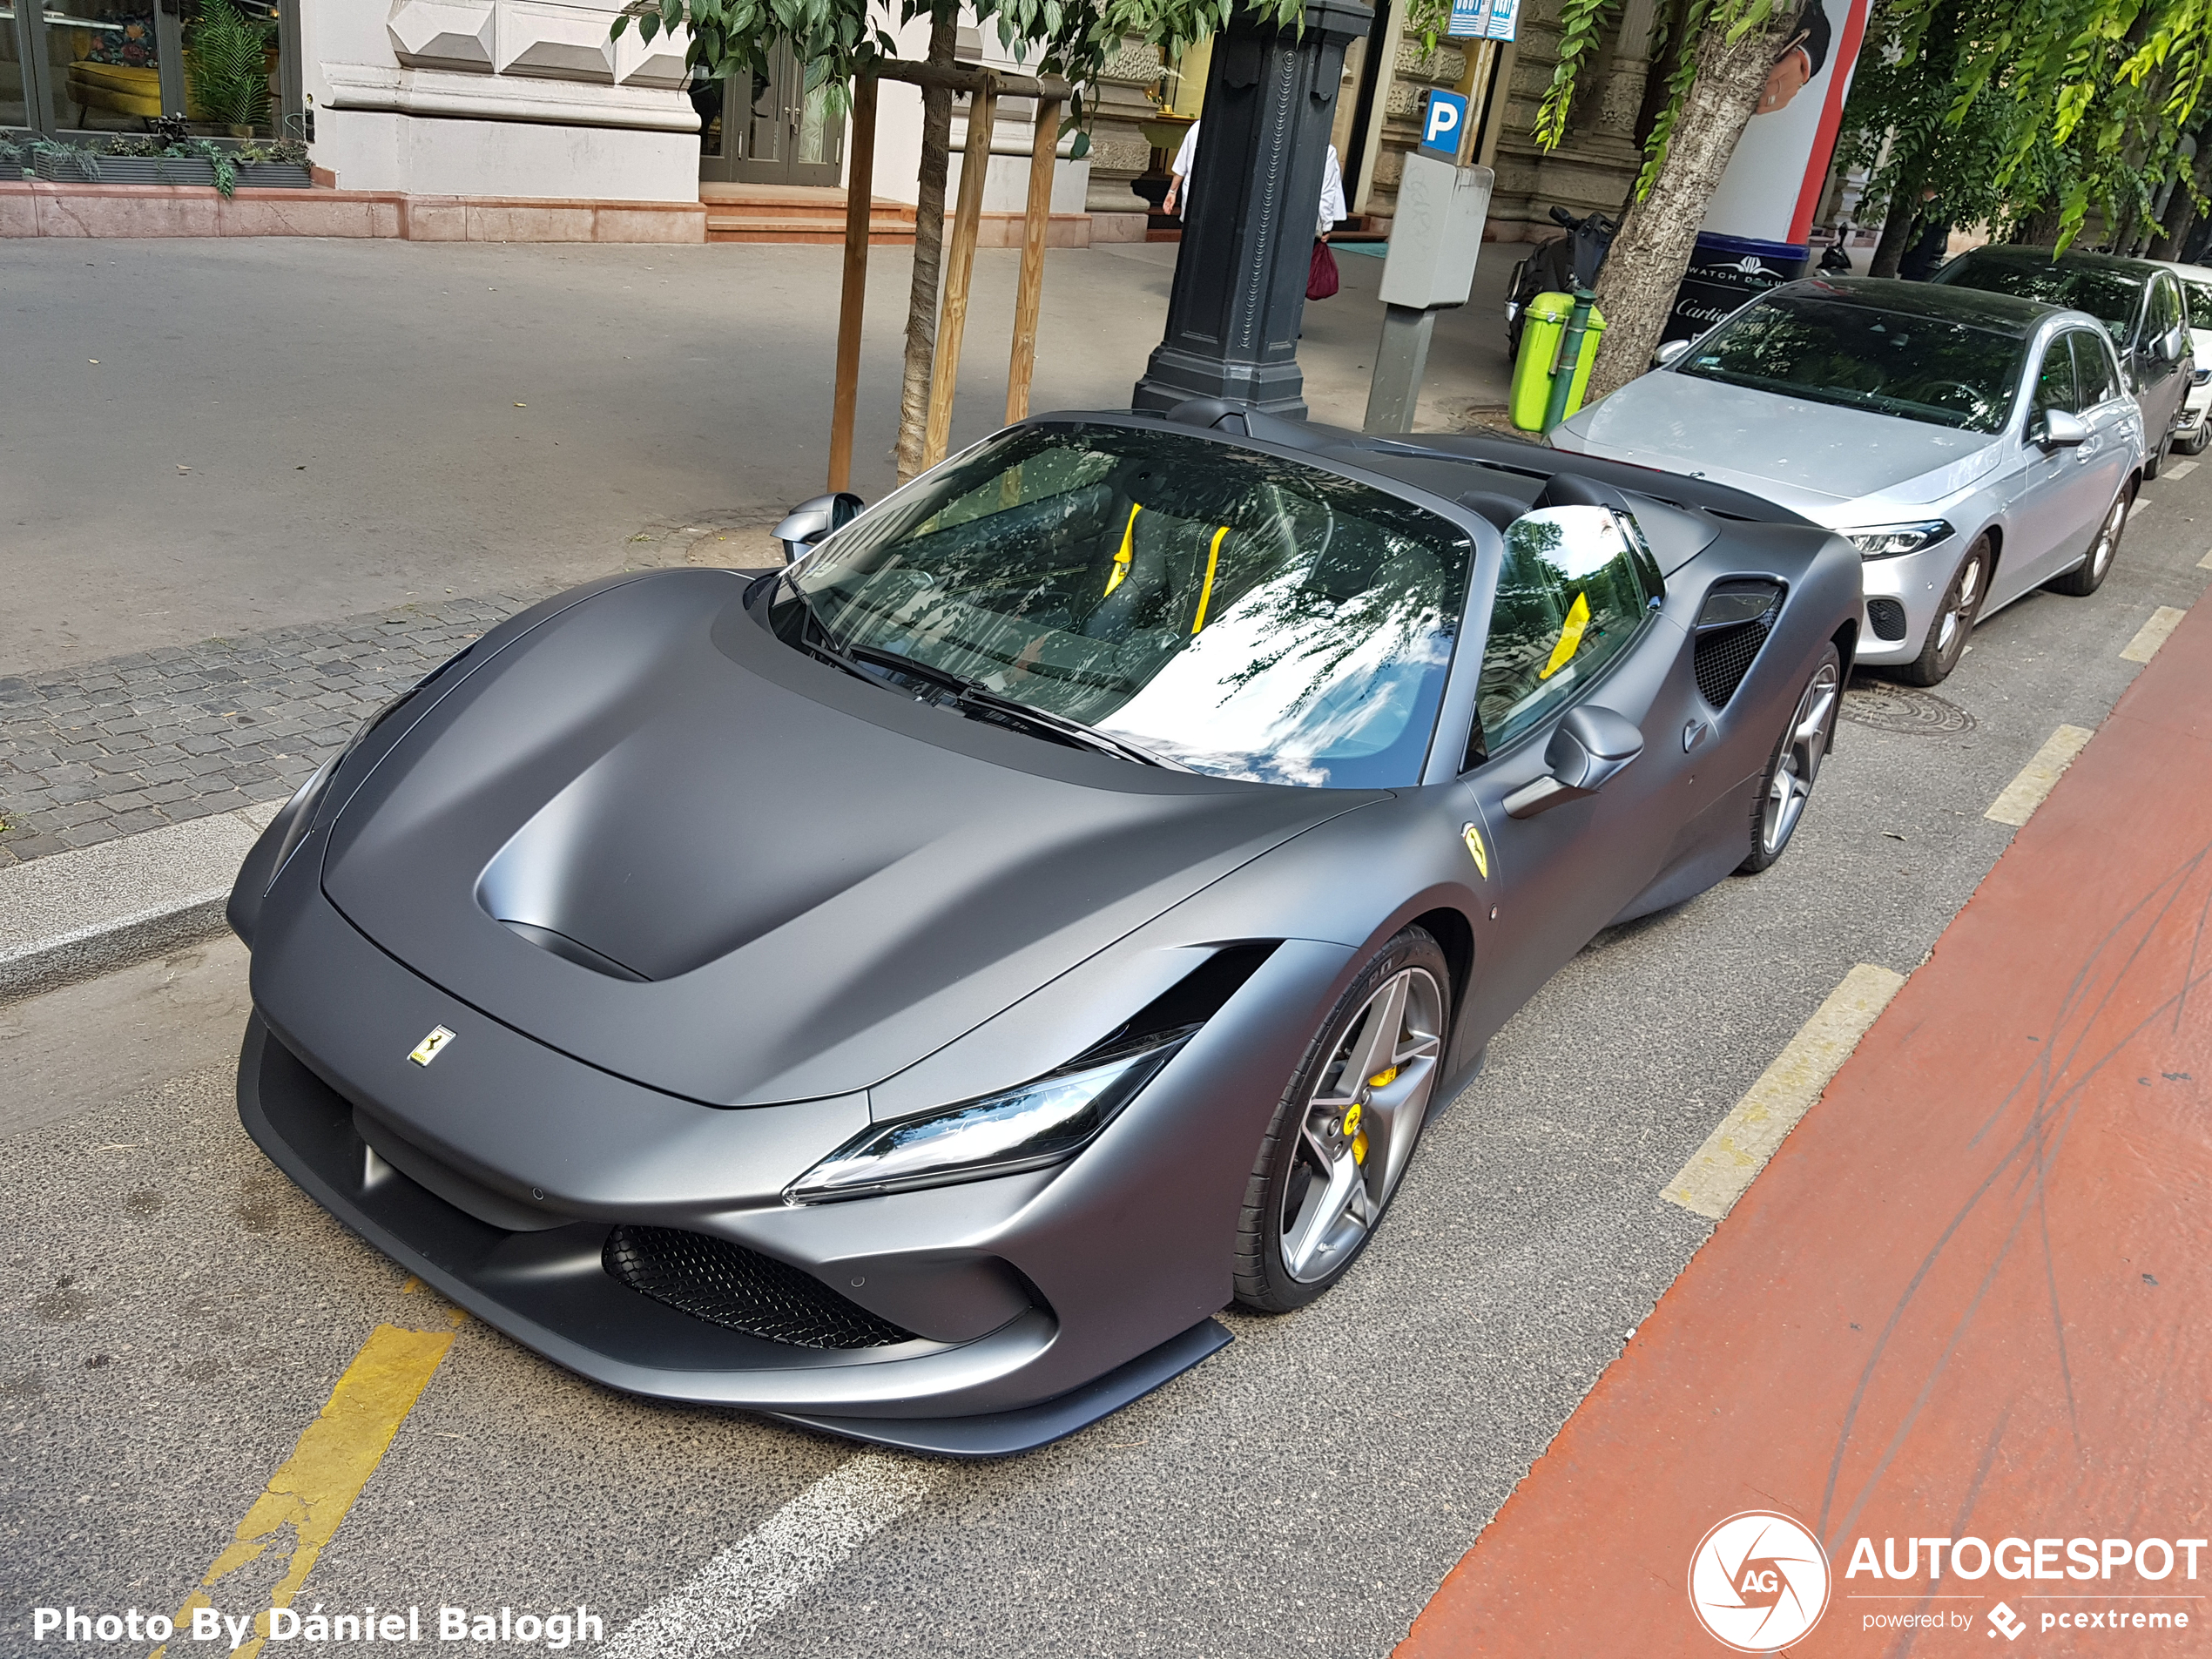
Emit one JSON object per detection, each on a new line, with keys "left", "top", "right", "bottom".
{"left": 604, "top": 1224, "right": 917, "bottom": 1350}
{"left": 1866, "top": 597, "right": 1908, "bottom": 642}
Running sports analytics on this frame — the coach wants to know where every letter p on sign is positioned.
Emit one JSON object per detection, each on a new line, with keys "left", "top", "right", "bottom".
{"left": 1421, "top": 91, "right": 1467, "bottom": 155}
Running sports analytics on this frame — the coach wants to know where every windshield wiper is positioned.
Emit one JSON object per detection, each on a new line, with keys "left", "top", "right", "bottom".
{"left": 841, "top": 641, "right": 1188, "bottom": 771}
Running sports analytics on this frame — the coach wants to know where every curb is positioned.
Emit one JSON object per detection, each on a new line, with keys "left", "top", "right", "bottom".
{"left": 0, "top": 802, "right": 280, "bottom": 1001}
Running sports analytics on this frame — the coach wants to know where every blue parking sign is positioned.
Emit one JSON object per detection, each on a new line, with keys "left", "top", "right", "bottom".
{"left": 1421, "top": 91, "right": 1468, "bottom": 155}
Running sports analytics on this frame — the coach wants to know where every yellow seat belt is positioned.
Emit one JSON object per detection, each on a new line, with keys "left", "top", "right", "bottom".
{"left": 1191, "top": 526, "right": 1230, "bottom": 633}
{"left": 1541, "top": 591, "right": 1590, "bottom": 680}
{"left": 1105, "top": 504, "right": 1141, "bottom": 597}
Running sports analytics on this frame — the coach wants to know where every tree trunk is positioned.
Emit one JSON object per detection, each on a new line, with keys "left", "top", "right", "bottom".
{"left": 2014, "top": 199, "right": 2062, "bottom": 247}
{"left": 1868, "top": 172, "right": 1920, "bottom": 279}
{"left": 894, "top": 5, "right": 958, "bottom": 484}
{"left": 1587, "top": 17, "right": 1792, "bottom": 401}
{"left": 2148, "top": 138, "right": 2212, "bottom": 261}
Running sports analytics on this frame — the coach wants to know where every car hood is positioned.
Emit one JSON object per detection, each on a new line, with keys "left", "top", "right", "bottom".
{"left": 320, "top": 570, "right": 1380, "bottom": 1108}
{"left": 1558, "top": 372, "right": 2005, "bottom": 520}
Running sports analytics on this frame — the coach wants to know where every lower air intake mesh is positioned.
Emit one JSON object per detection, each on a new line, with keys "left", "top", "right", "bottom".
{"left": 1866, "top": 597, "right": 1908, "bottom": 641}
{"left": 1693, "top": 618, "right": 1770, "bottom": 707}
{"left": 603, "top": 1224, "right": 916, "bottom": 1349}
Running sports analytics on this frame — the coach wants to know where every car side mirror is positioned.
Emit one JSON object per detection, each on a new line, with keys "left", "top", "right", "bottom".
{"left": 1653, "top": 338, "right": 1692, "bottom": 368}
{"left": 1502, "top": 705, "right": 1645, "bottom": 818}
{"left": 772, "top": 491, "right": 866, "bottom": 563}
{"left": 2031, "top": 408, "right": 2089, "bottom": 450}
{"left": 2153, "top": 325, "right": 2187, "bottom": 365}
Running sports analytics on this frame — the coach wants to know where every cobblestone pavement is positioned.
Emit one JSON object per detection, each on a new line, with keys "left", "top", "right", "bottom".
{"left": 0, "top": 589, "right": 558, "bottom": 866}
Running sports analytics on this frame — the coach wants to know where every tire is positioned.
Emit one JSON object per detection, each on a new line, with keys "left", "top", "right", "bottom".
{"left": 1233, "top": 927, "right": 1451, "bottom": 1314}
{"left": 1739, "top": 642, "right": 1841, "bottom": 874}
{"left": 2179, "top": 423, "right": 2209, "bottom": 456}
{"left": 2047, "top": 482, "right": 2132, "bottom": 597}
{"left": 1895, "top": 533, "right": 1992, "bottom": 687}
{"left": 2144, "top": 425, "right": 2172, "bottom": 480}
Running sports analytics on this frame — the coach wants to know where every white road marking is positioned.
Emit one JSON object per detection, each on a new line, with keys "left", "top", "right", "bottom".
{"left": 2131, "top": 498, "right": 2155, "bottom": 522}
{"left": 1985, "top": 724, "right": 2096, "bottom": 826}
{"left": 597, "top": 1453, "right": 937, "bottom": 1659}
{"left": 2163, "top": 458, "right": 2199, "bottom": 480}
{"left": 1662, "top": 964, "right": 1906, "bottom": 1221}
{"left": 2198, "top": 546, "right": 2212, "bottom": 570}
{"left": 2121, "top": 604, "right": 2188, "bottom": 664}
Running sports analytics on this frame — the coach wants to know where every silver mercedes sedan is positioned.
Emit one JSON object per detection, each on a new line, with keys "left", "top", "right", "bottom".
{"left": 1551, "top": 277, "right": 2146, "bottom": 685}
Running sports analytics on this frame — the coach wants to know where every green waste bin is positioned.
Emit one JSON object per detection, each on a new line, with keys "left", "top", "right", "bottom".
{"left": 1510, "top": 292, "right": 1606, "bottom": 432}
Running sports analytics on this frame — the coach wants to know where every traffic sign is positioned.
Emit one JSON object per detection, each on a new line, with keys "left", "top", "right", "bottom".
{"left": 1448, "top": 0, "right": 1521, "bottom": 39}
{"left": 1421, "top": 91, "right": 1468, "bottom": 155}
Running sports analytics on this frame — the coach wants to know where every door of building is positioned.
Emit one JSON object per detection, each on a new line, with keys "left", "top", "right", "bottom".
{"left": 696, "top": 46, "right": 845, "bottom": 187}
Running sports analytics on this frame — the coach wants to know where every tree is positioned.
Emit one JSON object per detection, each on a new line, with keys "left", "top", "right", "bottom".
{"left": 1533, "top": 0, "right": 1804, "bottom": 398}
{"left": 1535, "top": 0, "right": 2212, "bottom": 398}
{"left": 620, "top": 0, "right": 1307, "bottom": 481}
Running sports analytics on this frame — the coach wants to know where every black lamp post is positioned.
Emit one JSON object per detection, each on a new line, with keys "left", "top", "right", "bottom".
{"left": 1131, "top": 0, "right": 1373, "bottom": 416}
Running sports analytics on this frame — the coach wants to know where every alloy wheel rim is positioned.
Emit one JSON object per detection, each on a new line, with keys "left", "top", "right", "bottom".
{"left": 1934, "top": 551, "right": 1984, "bottom": 657}
{"left": 2092, "top": 496, "right": 2125, "bottom": 577}
{"left": 1762, "top": 659, "right": 1838, "bottom": 857}
{"left": 1279, "top": 966, "right": 1444, "bottom": 1284}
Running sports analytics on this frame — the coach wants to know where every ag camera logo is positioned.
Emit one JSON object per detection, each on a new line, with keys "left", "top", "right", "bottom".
{"left": 1689, "top": 1511, "right": 1831, "bottom": 1651}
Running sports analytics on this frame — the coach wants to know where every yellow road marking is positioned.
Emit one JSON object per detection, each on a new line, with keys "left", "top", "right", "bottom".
{"left": 2121, "top": 604, "right": 2188, "bottom": 664}
{"left": 148, "top": 1324, "right": 455, "bottom": 1659}
{"left": 1985, "top": 724, "right": 2095, "bottom": 827}
{"left": 1663, "top": 964, "right": 1906, "bottom": 1221}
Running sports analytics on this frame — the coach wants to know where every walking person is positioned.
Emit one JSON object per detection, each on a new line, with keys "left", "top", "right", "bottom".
{"left": 1161, "top": 120, "right": 1347, "bottom": 252}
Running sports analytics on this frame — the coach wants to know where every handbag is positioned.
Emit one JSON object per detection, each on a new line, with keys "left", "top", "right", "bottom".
{"left": 1307, "top": 239, "right": 1340, "bottom": 302}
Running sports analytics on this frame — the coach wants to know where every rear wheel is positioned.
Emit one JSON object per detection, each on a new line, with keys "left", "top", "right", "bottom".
{"left": 2180, "top": 421, "right": 2209, "bottom": 456}
{"left": 1740, "top": 643, "right": 1840, "bottom": 874}
{"left": 1896, "top": 534, "right": 1990, "bottom": 687}
{"left": 2047, "top": 482, "right": 2131, "bottom": 597}
{"left": 1234, "top": 928, "right": 1449, "bottom": 1314}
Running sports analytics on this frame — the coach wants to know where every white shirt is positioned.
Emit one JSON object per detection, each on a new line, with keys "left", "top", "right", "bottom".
{"left": 1173, "top": 122, "right": 1346, "bottom": 236}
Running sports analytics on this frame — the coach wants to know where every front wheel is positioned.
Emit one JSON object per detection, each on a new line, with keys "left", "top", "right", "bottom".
{"left": 1739, "top": 643, "right": 1840, "bottom": 873}
{"left": 1233, "top": 928, "right": 1450, "bottom": 1314}
{"left": 1896, "top": 534, "right": 1991, "bottom": 687}
{"left": 2047, "top": 482, "right": 2131, "bottom": 597}
{"left": 2144, "top": 424, "right": 2173, "bottom": 480}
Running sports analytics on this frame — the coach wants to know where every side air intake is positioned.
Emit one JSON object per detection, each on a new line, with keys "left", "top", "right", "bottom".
{"left": 1693, "top": 580, "right": 1784, "bottom": 707}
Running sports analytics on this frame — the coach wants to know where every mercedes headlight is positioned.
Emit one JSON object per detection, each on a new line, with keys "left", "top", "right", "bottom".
{"left": 1843, "top": 520, "right": 1953, "bottom": 559}
{"left": 786, "top": 1033, "right": 1188, "bottom": 1203}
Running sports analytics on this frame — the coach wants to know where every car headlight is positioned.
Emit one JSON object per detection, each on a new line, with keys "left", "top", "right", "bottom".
{"left": 786, "top": 1033, "right": 1189, "bottom": 1203}
{"left": 1842, "top": 520, "right": 1954, "bottom": 559}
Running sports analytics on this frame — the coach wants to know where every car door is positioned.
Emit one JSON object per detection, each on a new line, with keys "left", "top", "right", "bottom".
{"left": 2132, "top": 273, "right": 2188, "bottom": 443}
{"left": 1452, "top": 502, "right": 1685, "bottom": 1038}
{"left": 2069, "top": 328, "right": 2136, "bottom": 511}
{"left": 1997, "top": 328, "right": 2098, "bottom": 600}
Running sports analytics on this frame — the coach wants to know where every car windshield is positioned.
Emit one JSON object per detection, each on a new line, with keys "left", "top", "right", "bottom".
{"left": 1676, "top": 294, "right": 2026, "bottom": 432}
{"left": 775, "top": 422, "right": 1474, "bottom": 788}
{"left": 1938, "top": 256, "right": 2143, "bottom": 341}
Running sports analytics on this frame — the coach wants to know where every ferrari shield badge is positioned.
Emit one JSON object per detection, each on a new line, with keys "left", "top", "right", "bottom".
{"left": 408, "top": 1025, "right": 456, "bottom": 1067}
{"left": 1460, "top": 822, "right": 1489, "bottom": 879}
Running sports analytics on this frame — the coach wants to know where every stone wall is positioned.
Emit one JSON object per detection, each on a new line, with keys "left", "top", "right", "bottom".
{"left": 305, "top": 0, "right": 704, "bottom": 202}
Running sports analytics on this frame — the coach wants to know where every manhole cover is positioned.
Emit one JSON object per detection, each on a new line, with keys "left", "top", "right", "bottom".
{"left": 1840, "top": 679, "right": 1976, "bottom": 734}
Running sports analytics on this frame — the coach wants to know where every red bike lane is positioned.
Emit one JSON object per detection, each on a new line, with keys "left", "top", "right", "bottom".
{"left": 1398, "top": 597, "right": 2212, "bottom": 1656}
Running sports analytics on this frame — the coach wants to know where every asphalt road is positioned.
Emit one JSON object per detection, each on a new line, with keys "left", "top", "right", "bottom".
{"left": 0, "top": 238, "right": 1512, "bottom": 680}
{"left": 2, "top": 458, "right": 2207, "bottom": 1659}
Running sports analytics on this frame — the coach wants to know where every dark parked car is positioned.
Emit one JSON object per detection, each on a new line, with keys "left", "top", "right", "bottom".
{"left": 1932, "top": 244, "right": 2195, "bottom": 477}
{"left": 228, "top": 408, "right": 1860, "bottom": 1455}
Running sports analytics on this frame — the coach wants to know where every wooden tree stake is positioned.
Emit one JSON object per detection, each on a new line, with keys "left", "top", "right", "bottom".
{"left": 924, "top": 78, "right": 996, "bottom": 469}
{"left": 828, "top": 73, "right": 879, "bottom": 495}
{"left": 1006, "top": 93, "right": 1062, "bottom": 424}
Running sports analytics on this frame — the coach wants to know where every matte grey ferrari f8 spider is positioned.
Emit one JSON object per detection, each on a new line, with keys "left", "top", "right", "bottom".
{"left": 229, "top": 405, "right": 1861, "bottom": 1454}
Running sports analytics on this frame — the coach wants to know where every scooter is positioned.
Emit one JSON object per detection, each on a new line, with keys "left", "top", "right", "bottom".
{"left": 1505, "top": 205, "right": 1617, "bottom": 356}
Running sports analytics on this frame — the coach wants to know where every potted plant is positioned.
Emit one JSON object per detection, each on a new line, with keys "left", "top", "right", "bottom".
{"left": 185, "top": 0, "right": 274, "bottom": 137}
